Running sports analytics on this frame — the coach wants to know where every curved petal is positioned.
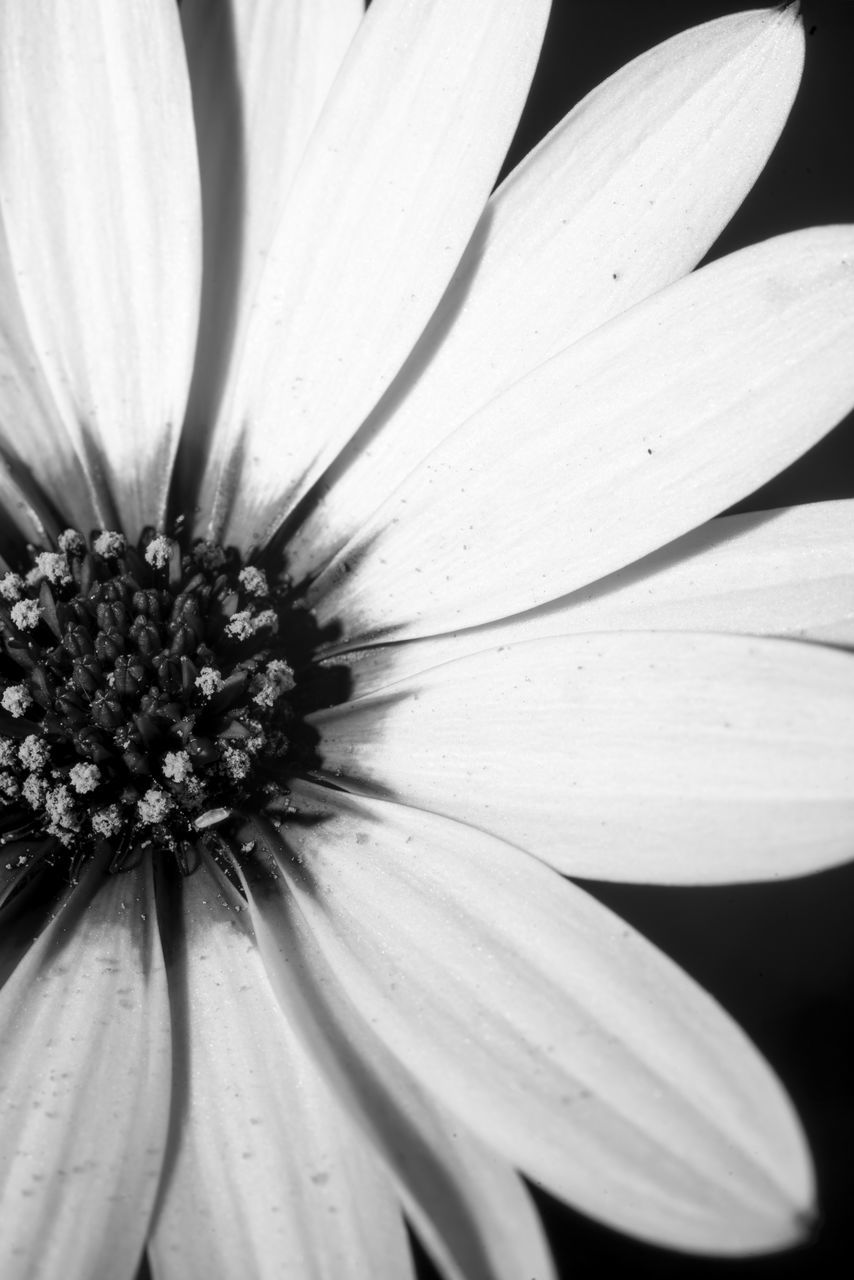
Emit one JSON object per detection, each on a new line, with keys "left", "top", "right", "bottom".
{"left": 240, "top": 849, "right": 557, "bottom": 1280}
{"left": 312, "top": 632, "right": 854, "bottom": 884}
{"left": 0, "top": 233, "right": 109, "bottom": 534}
{"left": 289, "top": 6, "right": 805, "bottom": 580}
{"left": 253, "top": 782, "right": 815, "bottom": 1255}
{"left": 179, "top": 0, "right": 362, "bottom": 481}
{"left": 0, "top": 857, "right": 171, "bottom": 1280}
{"left": 149, "top": 859, "right": 410, "bottom": 1280}
{"left": 0, "top": 0, "right": 202, "bottom": 537}
{"left": 0, "top": 456, "right": 59, "bottom": 551}
{"left": 335, "top": 501, "right": 854, "bottom": 700}
{"left": 199, "top": 0, "right": 550, "bottom": 549}
{"left": 309, "top": 226, "right": 854, "bottom": 643}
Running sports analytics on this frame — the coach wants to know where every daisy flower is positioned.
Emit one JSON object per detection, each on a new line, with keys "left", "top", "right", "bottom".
{"left": 0, "top": 2, "right": 853, "bottom": 1278}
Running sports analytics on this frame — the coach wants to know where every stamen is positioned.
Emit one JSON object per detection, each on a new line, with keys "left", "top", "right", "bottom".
{"left": 0, "top": 526, "right": 327, "bottom": 881}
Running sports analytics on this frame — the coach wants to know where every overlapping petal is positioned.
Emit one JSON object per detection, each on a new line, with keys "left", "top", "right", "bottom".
{"left": 0, "top": 236, "right": 107, "bottom": 537}
{"left": 309, "top": 227, "right": 854, "bottom": 642}
{"left": 334, "top": 500, "right": 854, "bottom": 699}
{"left": 313, "top": 631, "right": 854, "bottom": 884}
{"left": 0, "top": 859, "right": 171, "bottom": 1280}
{"left": 0, "top": 3, "right": 849, "bottom": 1276}
{"left": 289, "top": 6, "right": 805, "bottom": 581}
{"left": 149, "top": 859, "right": 410, "bottom": 1280}
{"left": 0, "top": 461, "right": 58, "bottom": 552}
{"left": 242, "top": 848, "right": 557, "bottom": 1280}
{"left": 199, "top": 0, "right": 550, "bottom": 548}
{"left": 0, "top": 0, "right": 202, "bottom": 537}
{"left": 179, "top": 0, "right": 363, "bottom": 475}
{"left": 250, "top": 782, "right": 814, "bottom": 1254}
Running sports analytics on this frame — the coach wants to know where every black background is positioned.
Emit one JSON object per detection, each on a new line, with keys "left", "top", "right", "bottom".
{"left": 433, "top": 2, "right": 853, "bottom": 1278}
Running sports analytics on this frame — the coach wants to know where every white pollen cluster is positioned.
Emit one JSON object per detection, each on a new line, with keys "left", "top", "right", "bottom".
{"left": 22, "top": 774, "right": 46, "bottom": 808}
{"left": 18, "top": 735, "right": 47, "bottom": 771}
{"left": 11, "top": 599, "right": 40, "bottom": 631}
{"left": 93, "top": 530, "right": 126, "bottom": 558}
{"left": 0, "top": 572, "right": 24, "bottom": 601}
{"left": 253, "top": 609, "right": 278, "bottom": 634}
{"left": 195, "top": 666, "right": 224, "bottom": 698}
{"left": 45, "top": 784, "right": 81, "bottom": 841}
{"left": 137, "top": 787, "right": 173, "bottom": 825}
{"left": 238, "top": 566, "right": 269, "bottom": 597}
{"left": 225, "top": 610, "right": 254, "bottom": 641}
{"left": 226, "top": 607, "right": 279, "bottom": 642}
{"left": 144, "top": 535, "right": 172, "bottom": 569}
{"left": 34, "top": 551, "right": 72, "bottom": 586}
{"left": 1, "top": 684, "right": 32, "bottom": 718}
{"left": 91, "top": 805, "right": 122, "bottom": 839}
{"left": 0, "top": 740, "right": 15, "bottom": 766}
{"left": 163, "top": 750, "right": 192, "bottom": 783}
{"left": 57, "top": 529, "right": 85, "bottom": 555}
{"left": 69, "top": 762, "right": 101, "bottom": 794}
{"left": 252, "top": 658, "right": 296, "bottom": 708}
{"left": 221, "top": 745, "right": 250, "bottom": 781}
{"left": 0, "top": 772, "right": 19, "bottom": 799}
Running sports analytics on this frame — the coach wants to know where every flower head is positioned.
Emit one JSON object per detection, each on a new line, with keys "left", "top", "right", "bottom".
{"left": 1, "top": 3, "right": 853, "bottom": 1278}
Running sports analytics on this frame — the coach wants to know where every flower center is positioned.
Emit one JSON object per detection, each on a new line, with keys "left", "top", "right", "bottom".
{"left": 0, "top": 526, "right": 323, "bottom": 876}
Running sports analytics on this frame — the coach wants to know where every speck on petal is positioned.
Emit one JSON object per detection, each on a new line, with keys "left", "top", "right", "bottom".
{"left": 241, "top": 848, "right": 558, "bottom": 1280}
{"left": 257, "top": 782, "right": 815, "bottom": 1256}
{"left": 288, "top": 5, "right": 807, "bottom": 582}
{"left": 0, "top": 857, "right": 171, "bottom": 1280}
{"left": 148, "top": 858, "right": 413, "bottom": 1280}
{"left": 331, "top": 499, "right": 854, "bottom": 701}
{"left": 310, "top": 227, "right": 854, "bottom": 642}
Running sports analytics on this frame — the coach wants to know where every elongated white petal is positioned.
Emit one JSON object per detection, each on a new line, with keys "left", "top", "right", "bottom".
{"left": 337, "top": 501, "right": 854, "bottom": 700}
{"left": 149, "top": 860, "right": 409, "bottom": 1280}
{"left": 314, "top": 632, "right": 854, "bottom": 884}
{"left": 257, "top": 782, "right": 815, "bottom": 1254}
{"left": 290, "top": 6, "right": 804, "bottom": 580}
{"left": 310, "top": 226, "right": 854, "bottom": 642}
{"left": 179, "top": 0, "right": 362, "bottom": 474}
{"left": 200, "top": 0, "right": 550, "bottom": 548}
{"left": 0, "top": 0, "right": 202, "bottom": 536}
{"left": 241, "top": 852, "right": 557, "bottom": 1280}
{"left": 0, "top": 859, "right": 171, "bottom": 1280}
{"left": 0, "top": 235, "right": 109, "bottom": 533}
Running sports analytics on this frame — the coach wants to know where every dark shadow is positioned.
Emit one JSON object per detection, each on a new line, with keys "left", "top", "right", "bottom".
{"left": 172, "top": 2, "right": 247, "bottom": 519}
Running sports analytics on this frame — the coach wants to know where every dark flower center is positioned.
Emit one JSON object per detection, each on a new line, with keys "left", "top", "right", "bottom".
{"left": 0, "top": 526, "right": 326, "bottom": 879}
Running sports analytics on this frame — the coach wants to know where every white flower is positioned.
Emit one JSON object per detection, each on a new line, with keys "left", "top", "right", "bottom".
{"left": 0, "top": 3, "right": 852, "bottom": 1279}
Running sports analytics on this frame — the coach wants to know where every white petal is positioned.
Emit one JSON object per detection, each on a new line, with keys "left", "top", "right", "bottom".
{"left": 179, "top": 0, "right": 362, "bottom": 476}
{"left": 241, "top": 855, "right": 557, "bottom": 1280}
{"left": 336, "top": 500, "right": 854, "bottom": 699}
{"left": 0, "top": 858, "right": 171, "bottom": 1280}
{"left": 149, "top": 859, "right": 410, "bottom": 1280}
{"left": 0, "top": 0, "right": 202, "bottom": 536}
{"left": 289, "top": 6, "right": 805, "bottom": 580}
{"left": 310, "top": 226, "right": 854, "bottom": 642}
{"left": 0, "top": 234, "right": 109, "bottom": 533}
{"left": 199, "top": 0, "right": 550, "bottom": 549}
{"left": 253, "top": 783, "right": 815, "bottom": 1255}
{"left": 313, "top": 631, "right": 854, "bottom": 884}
